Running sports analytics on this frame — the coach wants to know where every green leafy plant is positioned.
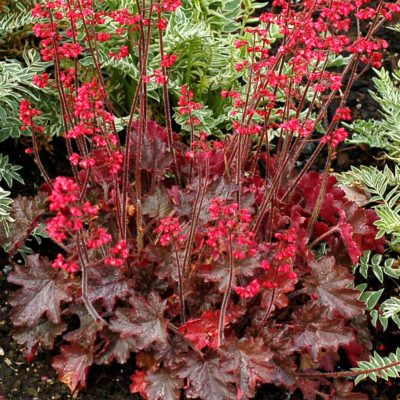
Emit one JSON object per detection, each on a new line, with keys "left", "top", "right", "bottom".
{"left": 353, "top": 251, "right": 400, "bottom": 331}
{"left": 0, "top": 49, "right": 61, "bottom": 140}
{"left": 346, "top": 65, "right": 400, "bottom": 162}
{"left": 0, "top": 0, "right": 36, "bottom": 42}
{"left": 340, "top": 44, "right": 400, "bottom": 384}
{"left": 0, "top": 154, "right": 24, "bottom": 188}
{"left": 352, "top": 349, "right": 400, "bottom": 384}
{"left": 338, "top": 168, "right": 400, "bottom": 382}
{"left": 338, "top": 165, "right": 400, "bottom": 247}
{"left": 0, "top": 187, "right": 14, "bottom": 236}
{"left": 0, "top": 153, "right": 24, "bottom": 239}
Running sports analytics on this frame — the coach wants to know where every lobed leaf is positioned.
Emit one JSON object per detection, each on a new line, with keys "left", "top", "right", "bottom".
{"left": 8, "top": 254, "right": 72, "bottom": 326}
{"left": 52, "top": 344, "right": 93, "bottom": 396}
{"left": 109, "top": 293, "right": 168, "bottom": 350}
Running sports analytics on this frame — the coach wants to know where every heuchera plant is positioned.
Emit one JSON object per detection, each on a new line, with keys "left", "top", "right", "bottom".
{"left": 7, "top": 0, "right": 400, "bottom": 398}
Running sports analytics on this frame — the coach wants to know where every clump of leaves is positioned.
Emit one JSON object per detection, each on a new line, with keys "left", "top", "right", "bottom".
{"left": 8, "top": 168, "right": 383, "bottom": 398}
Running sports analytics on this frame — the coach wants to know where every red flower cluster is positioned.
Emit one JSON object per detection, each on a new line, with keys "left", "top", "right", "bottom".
{"left": 155, "top": 216, "right": 185, "bottom": 246}
{"left": 161, "top": 0, "right": 181, "bottom": 12}
{"left": 205, "top": 197, "right": 256, "bottom": 261}
{"left": 52, "top": 253, "right": 79, "bottom": 273}
{"left": 47, "top": 177, "right": 98, "bottom": 243}
{"left": 177, "top": 85, "right": 202, "bottom": 125}
{"left": 104, "top": 240, "right": 129, "bottom": 267}
{"left": 19, "top": 100, "right": 43, "bottom": 132}
{"left": 161, "top": 54, "right": 177, "bottom": 68}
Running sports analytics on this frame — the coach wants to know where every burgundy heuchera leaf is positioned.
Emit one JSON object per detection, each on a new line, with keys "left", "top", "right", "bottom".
{"left": 12, "top": 320, "right": 67, "bottom": 362}
{"left": 305, "top": 256, "right": 364, "bottom": 319}
{"left": 87, "top": 262, "right": 132, "bottom": 313}
{"left": 221, "top": 337, "right": 274, "bottom": 399}
{"left": 0, "top": 194, "right": 46, "bottom": 254}
{"left": 109, "top": 293, "right": 168, "bottom": 349}
{"left": 153, "top": 335, "right": 190, "bottom": 368}
{"left": 178, "top": 310, "right": 227, "bottom": 351}
{"left": 291, "top": 303, "right": 355, "bottom": 361}
{"left": 145, "top": 368, "right": 183, "bottom": 400}
{"left": 52, "top": 344, "right": 93, "bottom": 396}
{"left": 8, "top": 254, "right": 72, "bottom": 326}
{"left": 63, "top": 305, "right": 100, "bottom": 347}
{"left": 177, "top": 352, "right": 236, "bottom": 400}
{"left": 95, "top": 329, "right": 138, "bottom": 365}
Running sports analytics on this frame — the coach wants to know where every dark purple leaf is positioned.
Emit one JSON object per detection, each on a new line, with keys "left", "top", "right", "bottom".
{"left": 142, "top": 187, "right": 173, "bottom": 218}
{"left": 12, "top": 320, "right": 66, "bottom": 362}
{"left": 145, "top": 368, "right": 183, "bottom": 400}
{"left": 87, "top": 262, "right": 132, "bottom": 313}
{"left": 95, "top": 329, "right": 137, "bottom": 365}
{"left": 52, "top": 344, "right": 93, "bottom": 395}
{"left": 331, "top": 380, "right": 369, "bottom": 400}
{"left": 131, "top": 120, "right": 173, "bottom": 172}
{"left": 198, "top": 255, "right": 260, "bottom": 292}
{"left": 145, "top": 244, "right": 181, "bottom": 283}
{"left": 0, "top": 194, "right": 46, "bottom": 253}
{"left": 8, "top": 254, "right": 72, "bottom": 326}
{"left": 109, "top": 292, "right": 168, "bottom": 349}
{"left": 291, "top": 303, "right": 355, "bottom": 361}
{"left": 154, "top": 335, "right": 189, "bottom": 368}
{"left": 63, "top": 305, "right": 100, "bottom": 347}
{"left": 221, "top": 337, "right": 274, "bottom": 399}
{"left": 178, "top": 351, "right": 236, "bottom": 400}
{"left": 305, "top": 256, "right": 364, "bottom": 319}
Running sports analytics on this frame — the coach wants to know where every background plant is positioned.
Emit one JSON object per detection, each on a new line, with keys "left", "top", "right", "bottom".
{"left": 337, "top": 47, "right": 400, "bottom": 384}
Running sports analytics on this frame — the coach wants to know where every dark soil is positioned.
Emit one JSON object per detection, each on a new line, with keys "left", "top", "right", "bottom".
{"left": 0, "top": 263, "right": 138, "bottom": 400}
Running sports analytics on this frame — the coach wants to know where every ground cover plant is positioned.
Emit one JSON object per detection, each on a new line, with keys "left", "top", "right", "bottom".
{"left": 336, "top": 48, "right": 400, "bottom": 384}
{"left": 3, "top": 0, "right": 400, "bottom": 399}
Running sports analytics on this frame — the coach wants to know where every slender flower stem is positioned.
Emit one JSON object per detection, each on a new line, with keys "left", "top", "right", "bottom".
{"left": 31, "top": 130, "right": 53, "bottom": 190}
{"left": 307, "top": 145, "right": 333, "bottom": 236}
{"left": 75, "top": 0, "right": 118, "bottom": 139}
{"left": 121, "top": 0, "right": 153, "bottom": 242}
{"left": 181, "top": 158, "right": 209, "bottom": 282}
{"left": 173, "top": 240, "right": 186, "bottom": 324}
{"left": 218, "top": 232, "right": 234, "bottom": 347}
{"left": 158, "top": 10, "right": 179, "bottom": 182}
{"left": 309, "top": 226, "right": 339, "bottom": 249}
{"left": 77, "top": 232, "right": 107, "bottom": 325}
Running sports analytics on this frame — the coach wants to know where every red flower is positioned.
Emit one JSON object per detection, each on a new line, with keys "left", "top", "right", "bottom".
{"left": 234, "top": 279, "right": 261, "bottom": 299}
{"left": 161, "top": 0, "right": 181, "bottom": 12}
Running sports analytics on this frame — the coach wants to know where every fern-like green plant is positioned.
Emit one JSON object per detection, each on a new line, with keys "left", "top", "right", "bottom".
{"left": 352, "top": 349, "right": 400, "bottom": 384}
{"left": 338, "top": 165, "right": 400, "bottom": 244}
{"left": 353, "top": 250, "right": 400, "bottom": 331}
{"left": 0, "top": 188, "right": 14, "bottom": 237}
{"left": 0, "top": 0, "right": 36, "bottom": 41}
{"left": 346, "top": 65, "right": 400, "bottom": 162}
{"left": 0, "top": 49, "right": 62, "bottom": 140}
{"left": 341, "top": 50, "right": 400, "bottom": 385}
{"left": 0, "top": 154, "right": 24, "bottom": 188}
